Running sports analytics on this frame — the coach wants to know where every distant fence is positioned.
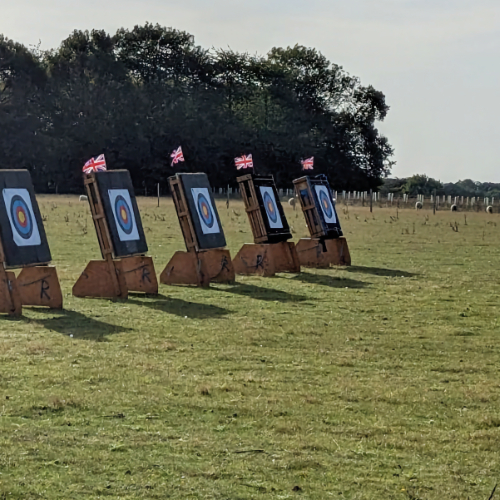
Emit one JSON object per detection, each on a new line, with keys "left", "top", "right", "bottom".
{"left": 331, "top": 192, "right": 496, "bottom": 212}
{"left": 149, "top": 185, "right": 496, "bottom": 212}
{"left": 211, "top": 188, "right": 496, "bottom": 212}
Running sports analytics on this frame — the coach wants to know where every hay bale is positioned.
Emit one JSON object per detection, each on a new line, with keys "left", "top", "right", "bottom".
{"left": 415, "top": 201, "right": 423, "bottom": 210}
{"left": 451, "top": 204, "right": 457, "bottom": 212}
{"left": 486, "top": 205, "right": 493, "bottom": 214}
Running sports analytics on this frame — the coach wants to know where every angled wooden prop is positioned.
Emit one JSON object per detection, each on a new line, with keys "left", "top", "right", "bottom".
{"left": 293, "top": 175, "right": 351, "bottom": 267}
{"left": 160, "top": 173, "right": 235, "bottom": 287}
{"left": 0, "top": 170, "right": 62, "bottom": 316}
{"left": 73, "top": 171, "right": 158, "bottom": 300}
{"left": 233, "top": 174, "right": 300, "bottom": 276}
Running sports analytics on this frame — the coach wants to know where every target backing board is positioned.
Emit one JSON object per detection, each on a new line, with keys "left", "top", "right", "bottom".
{"left": 173, "top": 173, "right": 226, "bottom": 250}
{"left": 314, "top": 185, "right": 337, "bottom": 224}
{"left": 259, "top": 186, "right": 283, "bottom": 229}
{"left": 251, "top": 175, "right": 291, "bottom": 243}
{"left": 191, "top": 188, "right": 221, "bottom": 235}
{"left": 0, "top": 170, "right": 51, "bottom": 268}
{"left": 295, "top": 175, "right": 343, "bottom": 239}
{"left": 93, "top": 170, "right": 148, "bottom": 258}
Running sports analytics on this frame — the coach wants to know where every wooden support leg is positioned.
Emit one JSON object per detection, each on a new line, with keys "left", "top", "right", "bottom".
{"left": 121, "top": 256, "right": 158, "bottom": 294}
{"left": 232, "top": 244, "right": 276, "bottom": 277}
{"left": 0, "top": 267, "right": 22, "bottom": 316}
{"left": 198, "top": 249, "right": 235, "bottom": 284}
{"left": 160, "top": 249, "right": 235, "bottom": 287}
{"left": 296, "top": 237, "right": 351, "bottom": 267}
{"left": 233, "top": 242, "right": 300, "bottom": 276}
{"left": 17, "top": 266, "right": 63, "bottom": 309}
{"left": 72, "top": 259, "right": 128, "bottom": 299}
{"left": 160, "top": 251, "right": 204, "bottom": 286}
{"left": 324, "top": 237, "right": 351, "bottom": 266}
{"left": 268, "top": 241, "right": 301, "bottom": 274}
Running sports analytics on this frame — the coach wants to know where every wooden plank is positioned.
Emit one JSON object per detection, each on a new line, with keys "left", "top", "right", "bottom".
{"left": 233, "top": 242, "right": 300, "bottom": 276}
{"left": 199, "top": 248, "right": 235, "bottom": 284}
{"left": 72, "top": 259, "right": 128, "bottom": 299}
{"left": 233, "top": 244, "right": 276, "bottom": 277}
{"left": 160, "top": 250, "right": 205, "bottom": 286}
{"left": 160, "top": 249, "right": 235, "bottom": 287}
{"left": 169, "top": 177, "right": 199, "bottom": 252}
{"left": 121, "top": 255, "right": 158, "bottom": 294}
{"left": 0, "top": 265, "right": 22, "bottom": 316}
{"left": 85, "top": 173, "right": 114, "bottom": 257}
{"left": 295, "top": 237, "right": 351, "bottom": 267}
{"left": 237, "top": 175, "right": 268, "bottom": 242}
{"left": 17, "top": 266, "right": 63, "bottom": 309}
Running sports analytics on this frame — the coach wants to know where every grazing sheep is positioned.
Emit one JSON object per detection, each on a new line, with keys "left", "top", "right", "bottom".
{"left": 288, "top": 198, "right": 297, "bottom": 207}
{"left": 451, "top": 204, "right": 457, "bottom": 212}
{"left": 486, "top": 205, "right": 493, "bottom": 214}
{"left": 79, "top": 195, "right": 88, "bottom": 202}
{"left": 415, "top": 201, "right": 423, "bottom": 210}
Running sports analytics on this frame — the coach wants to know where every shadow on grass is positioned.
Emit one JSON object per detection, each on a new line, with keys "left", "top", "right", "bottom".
{"left": 127, "top": 294, "right": 230, "bottom": 319}
{"left": 344, "top": 265, "right": 417, "bottom": 278}
{"left": 213, "top": 283, "right": 307, "bottom": 302}
{"left": 290, "top": 272, "right": 368, "bottom": 289}
{"left": 5, "top": 309, "right": 133, "bottom": 339}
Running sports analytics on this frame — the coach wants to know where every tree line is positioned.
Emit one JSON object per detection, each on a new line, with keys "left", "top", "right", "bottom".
{"left": 382, "top": 175, "right": 500, "bottom": 198}
{"left": 0, "top": 24, "right": 394, "bottom": 193}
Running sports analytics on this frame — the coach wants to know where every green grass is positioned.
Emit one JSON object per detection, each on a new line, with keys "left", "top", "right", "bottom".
{"left": 1, "top": 196, "right": 500, "bottom": 499}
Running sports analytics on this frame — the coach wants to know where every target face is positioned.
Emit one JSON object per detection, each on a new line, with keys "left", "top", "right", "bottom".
{"left": 108, "top": 189, "right": 140, "bottom": 241}
{"left": 191, "top": 188, "right": 220, "bottom": 234}
{"left": 259, "top": 186, "right": 283, "bottom": 229}
{"left": 314, "top": 185, "right": 337, "bottom": 224}
{"left": 3, "top": 189, "right": 41, "bottom": 247}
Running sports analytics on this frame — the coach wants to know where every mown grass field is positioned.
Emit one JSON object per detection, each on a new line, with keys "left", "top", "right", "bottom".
{"left": 1, "top": 196, "right": 500, "bottom": 499}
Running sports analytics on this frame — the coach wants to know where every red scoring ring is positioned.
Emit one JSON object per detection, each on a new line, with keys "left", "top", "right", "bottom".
{"left": 16, "top": 206, "right": 29, "bottom": 228}
{"left": 120, "top": 206, "right": 129, "bottom": 224}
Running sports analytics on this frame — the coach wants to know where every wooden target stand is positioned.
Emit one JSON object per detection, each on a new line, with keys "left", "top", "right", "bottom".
{"left": 293, "top": 176, "right": 351, "bottom": 268}
{"left": 233, "top": 174, "right": 300, "bottom": 277}
{"left": 72, "top": 174, "right": 158, "bottom": 300}
{"left": 160, "top": 175, "right": 235, "bottom": 287}
{"left": 0, "top": 249, "right": 62, "bottom": 317}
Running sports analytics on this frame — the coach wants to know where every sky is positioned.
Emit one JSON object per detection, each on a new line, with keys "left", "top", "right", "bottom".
{"left": 2, "top": 0, "right": 499, "bottom": 182}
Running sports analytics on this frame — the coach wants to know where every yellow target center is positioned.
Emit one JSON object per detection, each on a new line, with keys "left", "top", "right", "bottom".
{"left": 323, "top": 199, "right": 328, "bottom": 209}
{"left": 18, "top": 212, "right": 26, "bottom": 224}
{"left": 203, "top": 206, "right": 209, "bottom": 217}
{"left": 121, "top": 208, "right": 127, "bottom": 220}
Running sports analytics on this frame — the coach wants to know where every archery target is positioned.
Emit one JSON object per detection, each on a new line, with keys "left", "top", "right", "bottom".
{"left": 3, "top": 189, "right": 41, "bottom": 247}
{"left": 191, "top": 188, "right": 220, "bottom": 234}
{"left": 259, "top": 186, "right": 283, "bottom": 229}
{"left": 315, "top": 185, "right": 337, "bottom": 224}
{"left": 108, "top": 189, "right": 140, "bottom": 241}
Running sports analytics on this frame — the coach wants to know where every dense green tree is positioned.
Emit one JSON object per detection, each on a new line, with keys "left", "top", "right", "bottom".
{"left": 0, "top": 26, "right": 395, "bottom": 193}
{"left": 0, "top": 36, "right": 46, "bottom": 175}
{"left": 402, "top": 174, "right": 443, "bottom": 195}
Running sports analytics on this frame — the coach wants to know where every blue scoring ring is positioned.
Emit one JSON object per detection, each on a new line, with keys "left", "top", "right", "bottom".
{"left": 319, "top": 189, "right": 333, "bottom": 219}
{"left": 197, "top": 193, "right": 214, "bottom": 228}
{"left": 263, "top": 191, "right": 278, "bottom": 224}
{"left": 10, "top": 195, "right": 33, "bottom": 239}
{"left": 115, "top": 195, "right": 133, "bottom": 234}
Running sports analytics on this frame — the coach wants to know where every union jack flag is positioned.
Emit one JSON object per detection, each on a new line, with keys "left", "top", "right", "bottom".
{"left": 83, "top": 154, "right": 107, "bottom": 174}
{"left": 301, "top": 157, "right": 314, "bottom": 170}
{"left": 170, "top": 146, "right": 185, "bottom": 166}
{"left": 234, "top": 154, "right": 253, "bottom": 170}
